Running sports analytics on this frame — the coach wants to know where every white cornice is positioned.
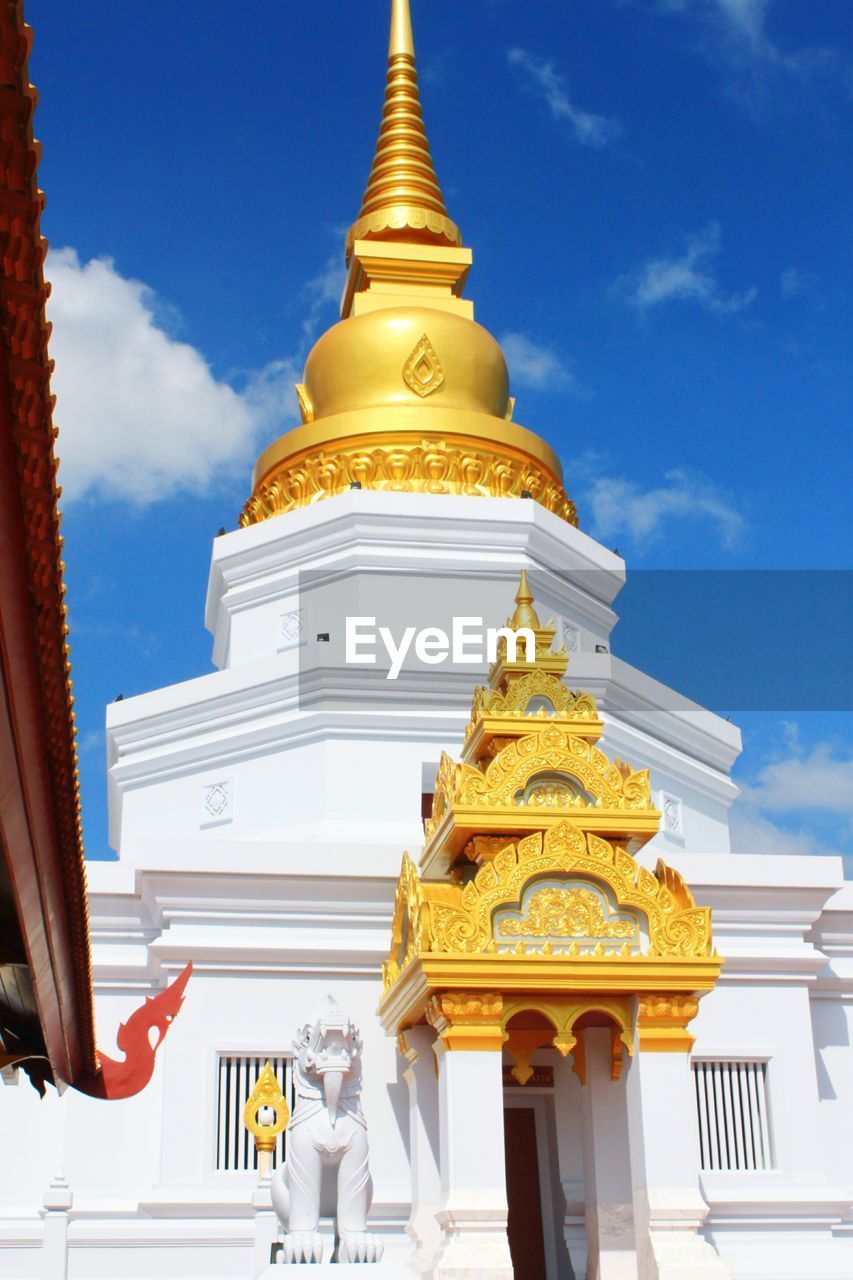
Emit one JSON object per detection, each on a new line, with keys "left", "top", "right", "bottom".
{"left": 105, "top": 660, "right": 740, "bottom": 824}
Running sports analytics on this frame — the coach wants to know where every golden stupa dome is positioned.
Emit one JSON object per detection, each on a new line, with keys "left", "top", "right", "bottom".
{"left": 240, "top": 0, "right": 576, "bottom": 530}
{"left": 302, "top": 307, "right": 509, "bottom": 421}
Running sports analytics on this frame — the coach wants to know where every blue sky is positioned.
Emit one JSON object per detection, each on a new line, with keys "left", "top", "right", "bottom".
{"left": 26, "top": 0, "right": 851, "bottom": 864}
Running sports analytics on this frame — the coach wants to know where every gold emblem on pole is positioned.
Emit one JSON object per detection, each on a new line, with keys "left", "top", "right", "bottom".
{"left": 244, "top": 1062, "right": 290, "bottom": 1178}
{"left": 403, "top": 334, "right": 445, "bottom": 398}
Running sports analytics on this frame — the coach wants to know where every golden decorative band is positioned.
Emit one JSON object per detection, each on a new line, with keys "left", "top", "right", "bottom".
{"left": 426, "top": 991, "right": 505, "bottom": 1051}
{"left": 241, "top": 434, "right": 577, "bottom": 527}
{"left": 637, "top": 994, "right": 700, "bottom": 1052}
{"left": 346, "top": 205, "right": 462, "bottom": 261}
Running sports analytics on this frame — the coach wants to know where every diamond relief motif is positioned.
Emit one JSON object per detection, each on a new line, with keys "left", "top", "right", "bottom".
{"left": 561, "top": 620, "right": 580, "bottom": 653}
{"left": 402, "top": 334, "right": 445, "bottom": 399}
{"left": 202, "top": 780, "right": 233, "bottom": 826}
{"left": 279, "top": 610, "right": 304, "bottom": 648}
{"left": 203, "top": 783, "right": 229, "bottom": 817}
{"left": 661, "top": 792, "right": 684, "bottom": 838}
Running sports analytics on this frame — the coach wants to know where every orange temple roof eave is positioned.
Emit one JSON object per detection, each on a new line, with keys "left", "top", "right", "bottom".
{"left": 0, "top": 0, "right": 96, "bottom": 1090}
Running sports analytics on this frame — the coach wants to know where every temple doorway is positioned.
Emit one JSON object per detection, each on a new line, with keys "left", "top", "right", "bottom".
{"left": 505, "top": 1106, "right": 547, "bottom": 1278}
{"left": 504, "top": 1087, "right": 568, "bottom": 1280}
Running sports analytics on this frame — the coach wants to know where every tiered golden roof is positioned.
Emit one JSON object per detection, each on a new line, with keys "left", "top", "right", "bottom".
{"left": 421, "top": 572, "right": 658, "bottom": 877}
{"left": 378, "top": 576, "right": 721, "bottom": 1082}
{"left": 241, "top": 0, "right": 576, "bottom": 529}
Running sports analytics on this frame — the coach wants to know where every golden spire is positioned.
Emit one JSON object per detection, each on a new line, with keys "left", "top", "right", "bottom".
{"left": 510, "top": 570, "right": 542, "bottom": 631}
{"left": 346, "top": 0, "right": 462, "bottom": 260}
{"left": 239, "top": 2, "right": 578, "bottom": 532}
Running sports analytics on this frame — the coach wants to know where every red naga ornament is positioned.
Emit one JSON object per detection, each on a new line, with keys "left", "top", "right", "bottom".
{"left": 78, "top": 962, "right": 193, "bottom": 1100}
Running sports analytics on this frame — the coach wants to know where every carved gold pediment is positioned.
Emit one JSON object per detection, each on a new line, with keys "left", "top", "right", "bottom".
{"left": 423, "top": 726, "right": 659, "bottom": 869}
{"left": 470, "top": 669, "right": 599, "bottom": 724}
{"left": 495, "top": 883, "right": 641, "bottom": 949}
{"left": 463, "top": 669, "right": 604, "bottom": 759}
{"left": 382, "top": 821, "right": 714, "bottom": 999}
{"left": 430, "top": 727, "right": 652, "bottom": 823}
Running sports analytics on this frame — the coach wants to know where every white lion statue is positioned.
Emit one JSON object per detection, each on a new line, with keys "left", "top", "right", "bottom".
{"left": 272, "top": 997, "right": 384, "bottom": 1264}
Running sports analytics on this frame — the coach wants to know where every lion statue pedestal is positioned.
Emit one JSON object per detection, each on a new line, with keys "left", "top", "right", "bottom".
{"left": 269, "top": 997, "right": 396, "bottom": 1269}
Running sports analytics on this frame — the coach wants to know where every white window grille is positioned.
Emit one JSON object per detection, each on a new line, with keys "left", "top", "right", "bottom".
{"left": 216, "top": 1054, "right": 294, "bottom": 1173}
{"left": 693, "top": 1059, "right": 772, "bottom": 1172}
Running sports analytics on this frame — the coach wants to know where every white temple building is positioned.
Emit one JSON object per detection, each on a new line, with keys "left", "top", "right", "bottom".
{"left": 2, "top": 3, "right": 851, "bottom": 1279}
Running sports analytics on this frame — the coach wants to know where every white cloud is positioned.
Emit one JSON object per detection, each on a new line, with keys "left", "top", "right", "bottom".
{"left": 780, "top": 266, "right": 821, "bottom": 302}
{"left": 499, "top": 332, "right": 579, "bottom": 392}
{"left": 617, "top": 222, "right": 757, "bottom": 314}
{"left": 579, "top": 464, "right": 745, "bottom": 548}
{"left": 507, "top": 48, "right": 622, "bottom": 148}
{"left": 728, "top": 807, "right": 832, "bottom": 858}
{"left": 730, "top": 738, "right": 853, "bottom": 858}
{"left": 47, "top": 248, "right": 300, "bottom": 505}
{"left": 740, "top": 742, "right": 853, "bottom": 817}
{"left": 660, "top": 0, "right": 834, "bottom": 85}
{"left": 301, "top": 251, "right": 347, "bottom": 340}
{"left": 77, "top": 729, "right": 105, "bottom": 758}
{"left": 712, "top": 0, "right": 769, "bottom": 46}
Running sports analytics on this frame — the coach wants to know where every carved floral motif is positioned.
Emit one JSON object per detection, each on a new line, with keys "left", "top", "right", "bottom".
{"left": 466, "top": 669, "right": 599, "bottom": 730}
{"left": 425, "top": 725, "right": 652, "bottom": 839}
{"left": 381, "top": 822, "right": 714, "bottom": 994}
{"left": 497, "top": 885, "right": 638, "bottom": 942}
{"left": 426, "top": 991, "right": 504, "bottom": 1026}
{"left": 241, "top": 439, "right": 577, "bottom": 526}
{"left": 638, "top": 996, "right": 700, "bottom": 1021}
{"left": 636, "top": 994, "right": 701, "bottom": 1052}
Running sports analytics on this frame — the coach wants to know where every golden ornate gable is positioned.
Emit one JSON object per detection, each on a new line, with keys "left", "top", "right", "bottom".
{"left": 384, "top": 823, "right": 713, "bottom": 989}
{"left": 425, "top": 727, "right": 655, "bottom": 859}
{"left": 380, "top": 823, "right": 720, "bottom": 1079}
{"left": 379, "top": 573, "right": 723, "bottom": 1080}
{"left": 466, "top": 669, "right": 600, "bottom": 736}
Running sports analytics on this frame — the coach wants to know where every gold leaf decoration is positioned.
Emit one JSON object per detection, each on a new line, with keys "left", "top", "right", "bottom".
{"left": 496, "top": 885, "right": 639, "bottom": 943}
{"left": 381, "top": 821, "right": 713, "bottom": 989}
{"left": 241, "top": 439, "right": 578, "bottom": 527}
{"left": 403, "top": 334, "right": 445, "bottom": 398}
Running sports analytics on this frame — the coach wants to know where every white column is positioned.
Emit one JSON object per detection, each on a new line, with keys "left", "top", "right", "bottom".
{"left": 402, "top": 1026, "right": 443, "bottom": 1273}
{"left": 553, "top": 1054, "right": 587, "bottom": 1280}
{"left": 427, "top": 994, "right": 513, "bottom": 1280}
{"left": 580, "top": 1029, "right": 638, "bottom": 1280}
{"left": 626, "top": 1048, "right": 731, "bottom": 1280}
{"left": 41, "top": 1172, "right": 72, "bottom": 1280}
{"left": 252, "top": 1175, "right": 279, "bottom": 1275}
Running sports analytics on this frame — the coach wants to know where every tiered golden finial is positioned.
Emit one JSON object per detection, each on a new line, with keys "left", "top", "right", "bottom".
{"left": 509, "top": 570, "right": 539, "bottom": 630}
{"left": 422, "top": 571, "right": 655, "bottom": 877}
{"left": 379, "top": 576, "right": 722, "bottom": 1085}
{"left": 241, "top": 2, "right": 576, "bottom": 530}
{"left": 346, "top": 0, "right": 461, "bottom": 260}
